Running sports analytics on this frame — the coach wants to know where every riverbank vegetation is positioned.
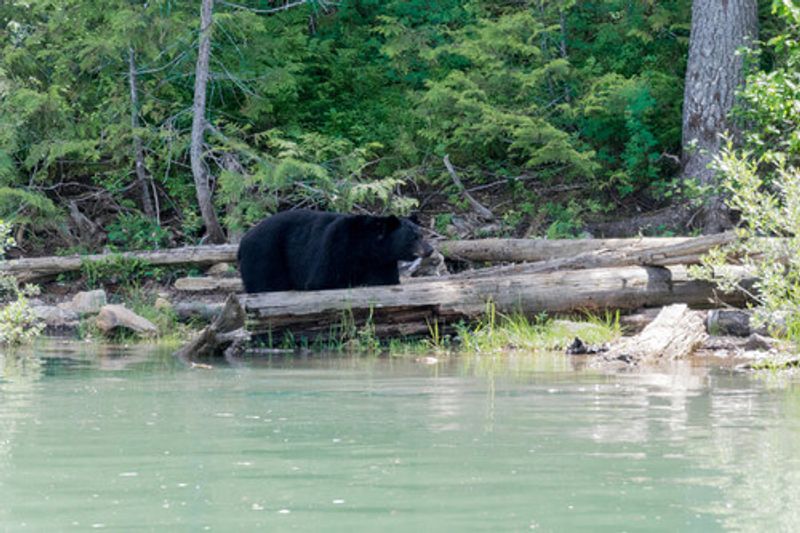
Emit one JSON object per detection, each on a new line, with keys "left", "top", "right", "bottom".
{"left": 0, "top": 0, "right": 783, "bottom": 253}
{"left": 1, "top": 1, "right": 800, "bottom": 359}
{"left": 691, "top": 2, "right": 800, "bottom": 343}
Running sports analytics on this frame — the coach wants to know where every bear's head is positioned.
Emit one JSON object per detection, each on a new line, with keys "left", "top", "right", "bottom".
{"left": 360, "top": 214, "right": 433, "bottom": 262}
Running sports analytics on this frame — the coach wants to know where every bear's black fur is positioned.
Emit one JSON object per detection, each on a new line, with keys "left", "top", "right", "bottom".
{"left": 237, "top": 210, "right": 433, "bottom": 293}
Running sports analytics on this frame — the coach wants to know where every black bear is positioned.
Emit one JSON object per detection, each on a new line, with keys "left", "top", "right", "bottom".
{"left": 237, "top": 210, "right": 433, "bottom": 293}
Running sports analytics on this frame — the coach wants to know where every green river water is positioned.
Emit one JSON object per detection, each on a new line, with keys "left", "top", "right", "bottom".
{"left": 1, "top": 340, "right": 800, "bottom": 532}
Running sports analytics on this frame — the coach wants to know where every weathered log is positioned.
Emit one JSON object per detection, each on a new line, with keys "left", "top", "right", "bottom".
{"left": 174, "top": 294, "right": 249, "bottom": 362}
{"left": 440, "top": 231, "right": 736, "bottom": 268}
{"left": 174, "top": 264, "right": 753, "bottom": 358}
{"left": 174, "top": 277, "right": 243, "bottom": 292}
{"left": 1, "top": 245, "right": 239, "bottom": 283}
{"left": 238, "top": 265, "right": 751, "bottom": 341}
{"left": 598, "top": 304, "right": 708, "bottom": 367}
{"left": 619, "top": 308, "right": 662, "bottom": 335}
{"left": 440, "top": 235, "right": 694, "bottom": 263}
{"left": 2, "top": 233, "right": 740, "bottom": 283}
{"left": 172, "top": 232, "right": 738, "bottom": 294}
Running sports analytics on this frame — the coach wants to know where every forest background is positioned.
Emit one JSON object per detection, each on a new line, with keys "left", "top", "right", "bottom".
{"left": 0, "top": 0, "right": 796, "bottom": 256}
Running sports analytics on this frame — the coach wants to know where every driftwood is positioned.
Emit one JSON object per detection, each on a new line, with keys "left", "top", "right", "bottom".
{"left": 3, "top": 233, "right": 739, "bottom": 283}
{"left": 175, "top": 265, "right": 753, "bottom": 359}
{"left": 239, "top": 265, "right": 750, "bottom": 339}
{"left": 440, "top": 231, "right": 736, "bottom": 266}
{"left": 174, "top": 295, "right": 249, "bottom": 361}
{"left": 597, "top": 304, "right": 708, "bottom": 367}
{"left": 619, "top": 308, "right": 663, "bottom": 335}
{"left": 174, "top": 277, "right": 242, "bottom": 292}
{"left": 2, "top": 245, "right": 238, "bottom": 283}
{"left": 172, "top": 232, "right": 737, "bottom": 293}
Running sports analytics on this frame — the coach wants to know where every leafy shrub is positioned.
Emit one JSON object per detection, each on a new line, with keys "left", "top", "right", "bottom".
{"left": 80, "top": 255, "right": 163, "bottom": 293}
{"left": 107, "top": 213, "right": 171, "bottom": 251}
{"left": 691, "top": 4, "right": 800, "bottom": 341}
{"left": 0, "top": 220, "right": 42, "bottom": 345}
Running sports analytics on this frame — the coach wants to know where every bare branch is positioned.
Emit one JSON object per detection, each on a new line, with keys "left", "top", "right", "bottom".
{"left": 443, "top": 154, "right": 494, "bottom": 221}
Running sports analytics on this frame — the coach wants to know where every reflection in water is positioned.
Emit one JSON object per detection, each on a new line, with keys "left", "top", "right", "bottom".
{"left": 0, "top": 343, "right": 799, "bottom": 532}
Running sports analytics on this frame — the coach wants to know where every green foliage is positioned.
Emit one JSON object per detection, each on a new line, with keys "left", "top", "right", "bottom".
{"left": 80, "top": 255, "right": 166, "bottom": 294}
{"left": 544, "top": 200, "right": 584, "bottom": 239}
{"left": 0, "top": 0, "right": 778, "bottom": 246}
{"left": 107, "top": 213, "right": 171, "bottom": 251}
{"left": 0, "top": 220, "right": 42, "bottom": 345}
{"left": 0, "top": 187, "right": 61, "bottom": 230}
{"left": 217, "top": 129, "right": 417, "bottom": 232}
{"left": 692, "top": 4, "right": 800, "bottom": 344}
{"left": 456, "top": 301, "right": 620, "bottom": 354}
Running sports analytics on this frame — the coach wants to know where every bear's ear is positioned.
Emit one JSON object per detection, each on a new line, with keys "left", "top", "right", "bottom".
{"left": 407, "top": 212, "right": 420, "bottom": 225}
{"left": 385, "top": 215, "right": 401, "bottom": 231}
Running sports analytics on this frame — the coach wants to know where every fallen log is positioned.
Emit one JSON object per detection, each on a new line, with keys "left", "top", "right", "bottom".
{"left": 174, "top": 277, "right": 242, "bottom": 292}
{"left": 441, "top": 231, "right": 736, "bottom": 270}
{"left": 3, "top": 233, "right": 740, "bottom": 283}
{"left": 176, "top": 265, "right": 753, "bottom": 359}
{"left": 174, "top": 295, "right": 249, "bottom": 361}
{"left": 439, "top": 235, "right": 705, "bottom": 263}
{"left": 2, "top": 245, "right": 238, "bottom": 283}
{"left": 172, "top": 232, "right": 738, "bottom": 293}
{"left": 595, "top": 304, "right": 708, "bottom": 368}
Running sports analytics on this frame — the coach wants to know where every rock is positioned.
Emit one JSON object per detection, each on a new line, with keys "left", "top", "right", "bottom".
{"left": 565, "top": 337, "right": 607, "bottom": 355}
{"left": 32, "top": 305, "right": 79, "bottom": 328}
{"left": 743, "top": 333, "right": 775, "bottom": 352}
{"left": 207, "top": 262, "right": 235, "bottom": 277}
{"left": 95, "top": 305, "right": 157, "bottom": 336}
{"left": 174, "top": 302, "right": 224, "bottom": 322}
{"left": 59, "top": 289, "right": 107, "bottom": 316}
{"left": 707, "top": 309, "right": 752, "bottom": 337}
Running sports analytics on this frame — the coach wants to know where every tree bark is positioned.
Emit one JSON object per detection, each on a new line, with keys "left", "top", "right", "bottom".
{"left": 190, "top": 0, "right": 227, "bottom": 244}
{"left": 175, "top": 294, "right": 248, "bottom": 362}
{"left": 128, "top": 47, "right": 156, "bottom": 219}
{"left": 439, "top": 232, "right": 733, "bottom": 264}
{"left": 598, "top": 304, "right": 708, "bottom": 367}
{"left": 0, "top": 233, "right": 743, "bottom": 283}
{"left": 681, "top": 0, "right": 758, "bottom": 232}
{"left": 0, "top": 245, "right": 238, "bottom": 283}
{"left": 174, "top": 265, "right": 753, "bottom": 356}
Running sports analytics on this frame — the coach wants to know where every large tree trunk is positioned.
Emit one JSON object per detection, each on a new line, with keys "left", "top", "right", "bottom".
{"left": 128, "top": 47, "right": 156, "bottom": 219}
{"left": 174, "top": 265, "right": 754, "bottom": 359}
{"left": 681, "top": 0, "right": 758, "bottom": 233}
{"left": 190, "top": 0, "right": 227, "bottom": 244}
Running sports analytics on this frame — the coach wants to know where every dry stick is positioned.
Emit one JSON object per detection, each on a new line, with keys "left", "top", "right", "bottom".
{"left": 443, "top": 154, "right": 495, "bottom": 221}
{"left": 128, "top": 47, "right": 156, "bottom": 219}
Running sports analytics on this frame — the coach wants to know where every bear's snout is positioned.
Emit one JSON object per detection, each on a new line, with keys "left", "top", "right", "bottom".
{"left": 416, "top": 240, "right": 434, "bottom": 258}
